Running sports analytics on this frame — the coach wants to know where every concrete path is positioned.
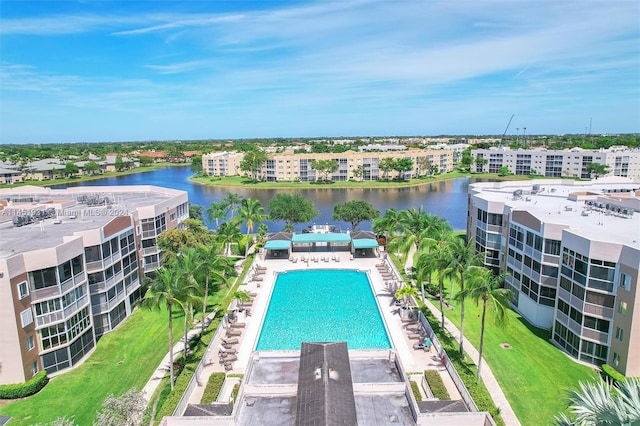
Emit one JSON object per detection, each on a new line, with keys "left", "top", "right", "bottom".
{"left": 141, "top": 312, "right": 217, "bottom": 404}
{"left": 404, "top": 246, "right": 522, "bottom": 426}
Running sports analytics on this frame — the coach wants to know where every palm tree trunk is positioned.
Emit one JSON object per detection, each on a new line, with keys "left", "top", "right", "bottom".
{"left": 439, "top": 278, "right": 445, "bottom": 330}
{"left": 183, "top": 312, "right": 189, "bottom": 361}
{"left": 459, "top": 273, "right": 465, "bottom": 356}
{"left": 478, "top": 297, "right": 487, "bottom": 380}
{"left": 245, "top": 231, "right": 250, "bottom": 259}
{"left": 168, "top": 302, "right": 175, "bottom": 391}
{"left": 201, "top": 275, "right": 209, "bottom": 335}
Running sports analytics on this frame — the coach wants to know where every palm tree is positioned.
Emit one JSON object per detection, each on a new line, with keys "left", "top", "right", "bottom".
{"left": 175, "top": 249, "right": 205, "bottom": 359}
{"left": 456, "top": 267, "right": 512, "bottom": 379}
{"left": 195, "top": 244, "right": 228, "bottom": 334}
{"left": 233, "top": 290, "right": 252, "bottom": 310}
{"left": 141, "top": 267, "right": 192, "bottom": 391}
{"left": 555, "top": 377, "right": 640, "bottom": 426}
{"left": 395, "top": 285, "right": 419, "bottom": 310}
{"left": 222, "top": 192, "right": 243, "bottom": 219}
{"left": 236, "top": 198, "right": 267, "bottom": 258}
{"left": 206, "top": 201, "right": 226, "bottom": 229}
{"left": 443, "top": 235, "right": 482, "bottom": 356}
{"left": 373, "top": 208, "right": 400, "bottom": 239}
{"left": 216, "top": 221, "right": 242, "bottom": 257}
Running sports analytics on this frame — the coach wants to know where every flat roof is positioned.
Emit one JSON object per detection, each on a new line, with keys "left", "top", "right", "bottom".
{"left": 264, "top": 240, "right": 292, "bottom": 250}
{"left": 0, "top": 185, "right": 187, "bottom": 259}
{"left": 292, "top": 233, "right": 352, "bottom": 244}
{"left": 352, "top": 239, "right": 379, "bottom": 249}
{"left": 469, "top": 178, "right": 640, "bottom": 247}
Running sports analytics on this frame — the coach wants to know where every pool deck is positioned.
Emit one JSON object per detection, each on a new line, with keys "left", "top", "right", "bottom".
{"left": 187, "top": 251, "right": 462, "bottom": 405}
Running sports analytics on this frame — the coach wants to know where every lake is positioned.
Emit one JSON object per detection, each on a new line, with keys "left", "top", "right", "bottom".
{"left": 56, "top": 166, "right": 471, "bottom": 232}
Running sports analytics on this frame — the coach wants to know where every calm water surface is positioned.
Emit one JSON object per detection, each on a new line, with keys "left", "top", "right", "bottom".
{"left": 57, "top": 166, "right": 471, "bottom": 231}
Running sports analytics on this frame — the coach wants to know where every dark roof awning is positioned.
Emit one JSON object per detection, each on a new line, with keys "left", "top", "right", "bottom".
{"left": 295, "top": 342, "right": 357, "bottom": 426}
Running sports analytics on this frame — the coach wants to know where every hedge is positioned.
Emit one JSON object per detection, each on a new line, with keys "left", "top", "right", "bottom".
{"left": 201, "top": 373, "right": 226, "bottom": 404}
{"left": 419, "top": 306, "right": 505, "bottom": 426}
{"left": 410, "top": 381, "right": 422, "bottom": 402}
{"left": 601, "top": 364, "right": 625, "bottom": 383}
{"left": 152, "top": 317, "right": 221, "bottom": 425}
{"left": 424, "top": 370, "right": 450, "bottom": 400}
{"left": 0, "top": 371, "right": 48, "bottom": 399}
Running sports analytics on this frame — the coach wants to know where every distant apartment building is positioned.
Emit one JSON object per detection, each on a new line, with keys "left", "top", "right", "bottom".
{"left": 0, "top": 185, "right": 188, "bottom": 385}
{"left": 202, "top": 152, "right": 244, "bottom": 177}
{"left": 0, "top": 167, "right": 23, "bottom": 184}
{"left": 202, "top": 149, "right": 454, "bottom": 181}
{"left": 467, "top": 178, "right": 640, "bottom": 376}
{"left": 470, "top": 147, "right": 640, "bottom": 178}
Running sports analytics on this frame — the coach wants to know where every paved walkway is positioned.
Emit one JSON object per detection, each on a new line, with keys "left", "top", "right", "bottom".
{"left": 141, "top": 311, "right": 217, "bottom": 404}
{"left": 404, "top": 247, "right": 522, "bottom": 426}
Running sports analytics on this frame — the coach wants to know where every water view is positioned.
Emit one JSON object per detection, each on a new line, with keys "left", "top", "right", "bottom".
{"left": 56, "top": 166, "right": 471, "bottom": 231}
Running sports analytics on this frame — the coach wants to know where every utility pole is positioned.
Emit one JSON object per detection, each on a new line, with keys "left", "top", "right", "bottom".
{"left": 516, "top": 128, "right": 520, "bottom": 146}
{"left": 523, "top": 127, "right": 527, "bottom": 149}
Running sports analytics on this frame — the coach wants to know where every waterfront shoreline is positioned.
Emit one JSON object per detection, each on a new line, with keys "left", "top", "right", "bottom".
{"left": 190, "top": 171, "right": 537, "bottom": 190}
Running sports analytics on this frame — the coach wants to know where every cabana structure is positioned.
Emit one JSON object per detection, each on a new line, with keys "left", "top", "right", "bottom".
{"left": 291, "top": 233, "right": 351, "bottom": 253}
{"left": 263, "top": 229, "right": 381, "bottom": 259}
{"left": 350, "top": 231, "right": 380, "bottom": 258}
{"left": 263, "top": 232, "right": 292, "bottom": 259}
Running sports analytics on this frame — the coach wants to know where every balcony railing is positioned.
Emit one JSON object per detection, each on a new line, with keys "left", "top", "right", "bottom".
{"left": 582, "top": 328, "right": 609, "bottom": 344}
{"left": 584, "top": 303, "right": 614, "bottom": 319}
{"left": 35, "top": 311, "right": 64, "bottom": 328}
{"left": 31, "top": 286, "right": 60, "bottom": 302}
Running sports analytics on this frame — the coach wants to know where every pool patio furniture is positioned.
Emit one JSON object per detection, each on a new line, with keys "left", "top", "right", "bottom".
{"left": 408, "top": 332, "right": 426, "bottom": 340}
{"left": 413, "top": 343, "right": 431, "bottom": 352}
{"left": 247, "top": 291, "right": 257, "bottom": 297}
{"left": 230, "top": 323, "right": 246, "bottom": 329}
{"left": 219, "top": 347, "right": 237, "bottom": 355}
{"left": 226, "top": 329, "right": 242, "bottom": 337}
{"left": 222, "top": 337, "right": 239, "bottom": 345}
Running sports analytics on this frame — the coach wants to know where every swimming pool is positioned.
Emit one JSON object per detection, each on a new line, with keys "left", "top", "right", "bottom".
{"left": 256, "top": 269, "right": 391, "bottom": 351}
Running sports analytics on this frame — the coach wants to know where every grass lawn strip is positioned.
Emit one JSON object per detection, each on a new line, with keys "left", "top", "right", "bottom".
{"left": 190, "top": 171, "right": 541, "bottom": 190}
{"left": 0, "top": 307, "right": 170, "bottom": 426}
{"left": 432, "top": 278, "right": 596, "bottom": 426}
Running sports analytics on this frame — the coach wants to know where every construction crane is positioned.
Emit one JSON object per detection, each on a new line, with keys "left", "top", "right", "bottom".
{"left": 500, "top": 114, "right": 514, "bottom": 147}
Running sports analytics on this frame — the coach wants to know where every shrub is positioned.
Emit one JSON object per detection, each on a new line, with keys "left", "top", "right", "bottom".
{"left": 201, "top": 373, "right": 226, "bottom": 404}
{"left": 601, "top": 364, "right": 625, "bottom": 383}
{"left": 424, "top": 370, "right": 450, "bottom": 400}
{"left": 0, "top": 371, "right": 48, "bottom": 399}
{"left": 410, "top": 381, "right": 422, "bottom": 402}
{"left": 419, "top": 306, "right": 505, "bottom": 426}
{"left": 230, "top": 383, "right": 240, "bottom": 403}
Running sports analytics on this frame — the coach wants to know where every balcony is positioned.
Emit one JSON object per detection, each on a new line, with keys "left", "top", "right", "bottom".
{"left": 144, "top": 261, "right": 160, "bottom": 272}
{"left": 35, "top": 311, "right": 64, "bottom": 328}
{"left": 584, "top": 303, "right": 614, "bottom": 319}
{"left": 582, "top": 328, "right": 609, "bottom": 344}
{"left": 142, "top": 246, "right": 160, "bottom": 256}
{"left": 31, "top": 286, "right": 61, "bottom": 302}
{"left": 63, "top": 293, "right": 89, "bottom": 318}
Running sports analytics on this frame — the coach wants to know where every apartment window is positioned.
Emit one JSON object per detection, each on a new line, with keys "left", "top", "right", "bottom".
{"left": 583, "top": 316, "right": 609, "bottom": 333}
{"left": 29, "top": 267, "right": 57, "bottom": 291}
{"left": 26, "top": 335, "right": 35, "bottom": 351}
{"left": 619, "top": 301, "right": 627, "bottom": 315}
{"left": 20, "top": 309, "right": 34, "bottom": 327}
{"left": 18, "top": 281, "right": 29, "bottom": 299}
{"left": 615, "top": 327, "right": 624, "bottom": 342}
{"left": 544, "top": 239, "right": 561, "bottom": 256}
{"left": 30, "top": 362, "right": 38, "bottom": 377}
{"left": 613, "top": 352, "right": 620, "bottom": 366}
{"left": 619, "top": 273, "right": 631, "bottom": 291}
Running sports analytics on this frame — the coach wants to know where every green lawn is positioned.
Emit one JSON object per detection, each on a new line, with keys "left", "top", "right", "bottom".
{"left": 433, "top": 280, "right": 597, "bottom": 426}
{"left": 0, "top": 307, "right": 171, "bottom": 426}
{"left": 190, "top": 170, "right": 542, "bottom": 190}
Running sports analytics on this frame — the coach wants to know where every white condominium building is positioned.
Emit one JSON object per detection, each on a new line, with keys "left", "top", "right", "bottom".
{"left": 470, "top": 147, "right": 640, "bottom": 178}
{"left": 467, "top": 177, "right": 640, "bottom": 376}
{"left": 0, "top": 185, "right": 188, "bottom": 385}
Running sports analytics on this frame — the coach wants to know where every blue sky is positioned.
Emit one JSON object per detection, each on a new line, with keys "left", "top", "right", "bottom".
{"left": 1, "top": 0, "right": 638, "bottom": 143}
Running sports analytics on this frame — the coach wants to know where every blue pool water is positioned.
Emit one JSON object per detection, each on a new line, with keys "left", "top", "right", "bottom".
{"left": 256, "top": 269, "right": 391, "bottom": 351}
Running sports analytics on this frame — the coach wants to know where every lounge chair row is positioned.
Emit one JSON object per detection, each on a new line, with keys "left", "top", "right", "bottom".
{"left": 299, "top": 255, "right": 341, "bottom": 263}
